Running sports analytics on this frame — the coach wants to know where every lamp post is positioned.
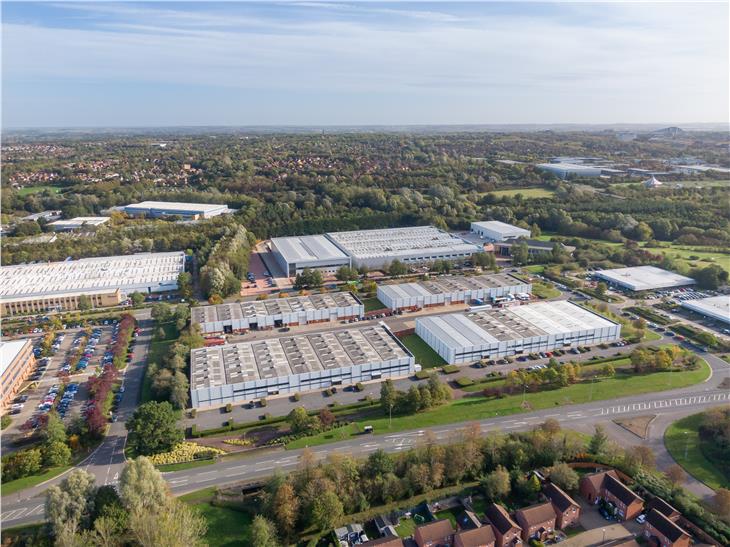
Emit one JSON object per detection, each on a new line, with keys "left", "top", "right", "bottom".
{"left": 389, "top": 401, "right": 393, "bottom": 429}
{"left": 602, "top": 528, "right": 606, "bottom": 544}
{"left": 684, "top": 431, "right": 689, "bottom": 460}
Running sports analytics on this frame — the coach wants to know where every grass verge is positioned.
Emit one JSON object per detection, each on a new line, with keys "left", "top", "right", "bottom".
{"left": 156, "top": 458, "right": 216, "bottom": 473}
{"left": 193, "top": 501, "right": 252, "bottom": 547}
{"left": 1, "top": 464, "right": 74, "bottom": 496}
{"left": 361, "top": 296, "right": 387, "bottom": 312}
{"left": 400, "top": 334, "right": 447, "bottom": 369}
{"left": 141, "top": 321, "right": 178, "bottom": 403}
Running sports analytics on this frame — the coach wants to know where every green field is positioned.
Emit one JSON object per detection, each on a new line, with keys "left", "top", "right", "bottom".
{"left": 664, "top": 412, "right": 730, "bottom": 490}
{"left": 642, "top": 244, "right": 730, "bottom": 274}
{"left": 193, "top": 502, "right": 252, "bottom": 547}
{"left": 361, "top": 296, "right": 387, "bottom": 312}
{"left": 531, "top": 281, "right": 561, "bottom": 299}
{"left": 400, "top": 334, "right": 447, "bottom": 368}
{"left": 16, "top": 185, "right": 63, "bottom": 196}
{"left": 489, "top": 187, "right": 555, "bottom": 199}
{"left": 0, "top": 464, "right": 73, "bottom": 496}
{"left": 286, "top": 359, "right": 710, "bottom": 449}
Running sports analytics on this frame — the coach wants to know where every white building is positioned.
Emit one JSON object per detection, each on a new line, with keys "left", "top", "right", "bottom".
{"left": 270, "top": 235, "right": 351, "bottom": 276}
{"left": 326, "top": 226, "right": 481, "bottom": 270}
{"left": 415, "top": 301, "right": 620, "bottom": 364}
{"left": 536, "top": 163, "right": 604, "bottom": 178}
{"left": 643, "top": 176, "right": 663, "bottom": 188}
{"left": 681, "top": 296, "right": 730, "bottom": 326}
{"left": 470, "top": 220, "right": 530, "bottom": 242}
{"left": 594, "top": 266, "right": 695, "bottom": 292}
{"left": 123, "top": 201, "right": 229, "bottom": 219}
{"left": 189, "top": 323, "right": 415, "bottom": 407}
{"left": 192, "top": 292, "right": 364, "bottom": 334}
{"left": 377, "top": 273, "right": 531, "bottom": 311}
{"left": 48, "top": 217, "right": 110, "bottom": 231}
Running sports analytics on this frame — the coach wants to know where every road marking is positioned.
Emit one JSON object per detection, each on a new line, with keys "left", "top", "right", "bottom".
{"left": 27, "top": 504, "right": 44, "bottom": 516}
{"left": 598, "top": 392, "right": 729, "bottom": 415}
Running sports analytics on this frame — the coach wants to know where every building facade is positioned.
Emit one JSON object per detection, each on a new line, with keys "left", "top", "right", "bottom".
{"left": 123, "top": 201, "right": 229, "bottom": 219}
{"left": 1, "top": 340, "right": 36, "bottom": 409}
{"left": 270, "top": 235, "right": 351, "bottom": 276}
{"left": 543, "top": 482, "right": 581, "bottom": 529}
{"left": 643, "top": 509, "right": 691, "bottom": 547}
{"left": 1, "top": 289, "right": 123, "bottom": 316}
{"left": 580, "top": 471, "right": 644, "bottom": 521}
{"left": 514, "top": 502, "right": 557, "bottom": 542}
{"left": 470, "top": 221, "right": 530, "bottom": 242}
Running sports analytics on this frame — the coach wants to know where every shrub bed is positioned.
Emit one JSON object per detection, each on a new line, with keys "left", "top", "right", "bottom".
{"left": 148, "top": 442, "right": 225, "bottom": 465}
{"left": 442, "top": 365, "right": 460, "bottom": 374}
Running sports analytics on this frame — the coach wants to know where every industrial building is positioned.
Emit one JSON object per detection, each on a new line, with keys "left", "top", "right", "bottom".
{"left": 192, "top": 292, "right": 364, "bottom": 334}
{"left": 494, "top": 239, "right": 575, "bottom": 258}
{"left": 123, "top": 201, "right": 229, "bottom": 219}
{"left": 594, "top": 266, "right": 696, "bottom": 292}
{"left": 48, "top": 216, "right": 110, "bottom": 231}
{"left": 1, "top": 339, "right": 36, "bottom": 409}
{"left": 270, "top": 235, "right": 351, "bottom": 276}
{"left": 377, "top": 273, "right": 531, "bottom": 311}
{"left": 470, "top": 220, "right": 530, "bottom": 241}
{"left": 189, "top": 323, "right": 415, "bottom": 407}
{"left": 681, "top": 296, "right": 730, "bottom": 325}
{"left": 536, "top": 163, "right": 623, "bottom": 179}
{"left": 415, "top": 301, "right": 620, "bottom": 364}
{"left": 326, "top": 226, "right": 481, "bottom": 270}
{"left": 0, "top": 252, "right": 185, "bottom": 315}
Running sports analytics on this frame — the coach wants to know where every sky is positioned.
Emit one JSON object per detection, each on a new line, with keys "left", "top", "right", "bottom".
{"left": 2, "top": 1, "right": 728, "bottom": 127}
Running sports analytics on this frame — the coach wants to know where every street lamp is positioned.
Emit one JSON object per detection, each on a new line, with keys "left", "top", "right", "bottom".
{"left": 684, "top": 431, "right": 689, "bottom": 460}
{"left": 602, "top": 528, "right": 606, "bottom": 544}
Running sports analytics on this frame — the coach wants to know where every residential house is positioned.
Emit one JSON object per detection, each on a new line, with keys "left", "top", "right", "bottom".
{"left": 362, "top": 536, "right": 405, "bottom": 547}
{"left": 514, "top": 502, "right": 557, "bottom": 543}
{"left": 484, "top": 503, "right": 522, "bottom": 547}
{"left": 457, "top": 510, "right": 483, "bottom": 531}
{"left": 645, "top": 498, "right": 680, "bottom": 522}
{"left": 579, "top": 470, "right": 644, "bottom": 520}
{"left": 454, "top": 526, "right": 497, "bottom": 547}
{"left": 643, "top": 509, "right": 691, "bottom": 547}
{"left": 414, "top": 519, "right": 455, "bottom": 547}
{"left": 543, "top": 482, "right": 581, "bottom": 529}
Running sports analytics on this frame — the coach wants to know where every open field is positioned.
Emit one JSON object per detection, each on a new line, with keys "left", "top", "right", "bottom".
{"left": 193, "top": 502, "right": 252, "bottom": 547}
{"left": 16, "top": 185, "right": 63, "bottom": 196}
{"left": 642, "top": 244, "right": 730, "bottom": 273}
{"left": 489, "top": 187, "right": 555, "bottom": 199}
{"left": 361, "top": 296, "right": 387, "bottom": 312}
{"left": 664, "top": 411, "right": 730, "bottom": 491}
{"left": 531, "top": 281, "right": 561, "bottom": 299}
{"left": 400, "top": 334, "right": 447, "bottom": 369}
{"left": 286, "top": 359, "right": 710, "bottom": 449}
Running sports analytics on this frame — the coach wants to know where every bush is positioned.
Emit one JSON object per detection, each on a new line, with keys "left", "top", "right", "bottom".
{"left": 292, "top": 393, "right": 301, "bottom": 402}
{"left": 148, "top": 442, "right": 225, "bottom": 465}
{"left": 355, "top": 383, "right": 365, "bottom": 391}
{"left": 260, "top": 398, "right": 267, "bottom": 407}
{"left": 442, "top": 365, "right": 460, "bottom": 374}
{"left": 189, "top": 409, "right": 197, "bottom": 419}
{"left": 455, "top": 377, "right": 475, "bottom": 387}
{"left": 414, "top": 370, "right": 431, "bottom": 380}
{"left": 225, "top": 403, "right": 233, "bottom": 413}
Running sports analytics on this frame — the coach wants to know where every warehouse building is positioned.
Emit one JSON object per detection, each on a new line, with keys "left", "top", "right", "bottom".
{"left": 326, "top": 226, "right": 481, "bottom": 270}
{"left": 495, "top": 239, "right": 575, "bottom": 258}
{"left": 192, "top": 292, "right": 364, "bottom": 334}
{"left": 270, "top": 235, "right": 351, "bottom": 276}
{"left": 415, "top": 301, "right": 620, "bottom": 364}
{"left": 0, "top": 252, "right": 185, "bottom": 315}
{"left": 470, "top": 220, "right": 530, "bottom": 242}
{"left": 189, "top": 323, "right": 415, "bottom": 407}
{"left": 594, "top": 266, "right": 695, "bottom": 292}
{"left": 1, "top": 339, "right": 36, "bottom": 409}
{"left": 377, "top": 273, "right": 531, "bottom": 311}
{"left": 681, "top": 296, "right": 730, "bottom": 325}
{"left": 123, "top": 201, "right": 229, "bottom": 219}
{"left": 48, "top": 216, "right": 110, "bottom": 231}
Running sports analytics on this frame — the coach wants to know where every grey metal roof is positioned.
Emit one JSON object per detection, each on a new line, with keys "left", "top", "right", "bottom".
{"left": 271, "top": 235, "right": 349, "bottom": 263}
{"left": 379, "top": 273, "right": 525, "bottom": 301}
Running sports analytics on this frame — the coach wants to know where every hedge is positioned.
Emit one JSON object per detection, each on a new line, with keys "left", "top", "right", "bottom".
{"left": 455, "top": 377, "right": 475, "bottom": 387}
{"left": 442, "top": 365, "right": 460, "bottom": 374}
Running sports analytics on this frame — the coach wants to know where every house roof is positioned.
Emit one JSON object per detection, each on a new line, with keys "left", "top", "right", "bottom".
{"left": 515, "top": 502, "right": 557, "bottom": 528}
{"left": 646, "top": 509, "right": 690, "bottom": 543}
{"left": 604, "top": 474, "right": 643, "bottom": 507}
{"left": 646, "top": 498, "right": 679, "bottom": 519}
{"left": 455, "top": 526, "right": 496, "bottom": 547}
{"left": 362, "top": 536, "right": 404, "bottom": 547}
{"left": 581, "top": 470, "right": 617, "bottom": 492}
{"left": 415, "top": 519, "right": 454, "bottom": 544}
{"left": 484, "top": 503, "right": 520, "bottom": 535}
{"left": 543, "top": 482, "right": 579, "bottom": 513}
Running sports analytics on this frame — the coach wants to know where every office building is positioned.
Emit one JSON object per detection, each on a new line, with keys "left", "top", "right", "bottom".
{"left": 123, "top": 201, "right": 229, "bottom": 219}
{"left": 415, "top": 301, "right": 620, "bottom": 364}
{"left": 470, "top": 221, "right": 530, "bottom": 241}
{"left": 270, "top": 235, "right": 351, "bottom": 276}
{"left": 48, "top": 216, "right": 110, "bottom": 231}
{"left": 189, "top": 323, "right": 415, "bottom": 407}
{"left": 594, "top": 266, "right": 695, "bottom": 292}
{"left": 680, "top": 295, "right": 730, "bottom": 325}
{"left": 494, "top": 239, "right": 574, "bottom": 258}
{"left": 1, "top": 339, "right": 36, "bottom": 409}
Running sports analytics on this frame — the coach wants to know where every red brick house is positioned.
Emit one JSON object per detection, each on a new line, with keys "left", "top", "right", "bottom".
{"left": 414, "top": 519, "right": 455, "bottom": 547}
{"left": 643, "top": 509, "right": 691, "bottom": 547}
{"left": 579, "top": 470, "right": 644, "bottom": 520}
{"left": 543, "top": 482, "right": 581, "bottom": 529}
{"left": 454, "top": 526, "right": 497, "bottom": 547}
{"left": 514, "top": 502, "right": 557, "bottom": 542}
{"left": 362, "top": 537, "right": 404, "bottom": 547}
{"left": 646, "top": 498, "right": 680, "bottom": 522}
{"left": 484, "top": 503, "right": 523, "bottom": 547}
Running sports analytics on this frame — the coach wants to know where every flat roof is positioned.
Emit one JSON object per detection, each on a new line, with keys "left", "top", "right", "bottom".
{"left": 471, "top": 220, "right": 530, "bottom": 237}
{"left": 681, "top": 296, "right": 730, "bottom": 324}
{"left": 190, "top": 323, "right": 411, "bottom": 390}
{"left": 124, "top": 201, "right": 227, "bottom": 213}
{"left": 378, "top": 273, "right": 527, "bottom": 301}
{"left": 326, "top": 226, "right": 480, "bottom": 260}
{"left": 271, "top": 234, "right": 349, "bottom": 264}
{"left": 1, "top": 340, "right": 30, "bottom": 378}
{"left": 192, "top": 292, "right": 361, "bottom": 325}
{"left": 417, "top": 301, "right": 617, "bottom": 349}
{"left": 595, "top": 266, "right": 695, "bottom": 291}
{"left": 0, "top": 252, "right": 185, "bottom": 300}
{"left": 48, "top": 217, "right": 110, "bottom": 228}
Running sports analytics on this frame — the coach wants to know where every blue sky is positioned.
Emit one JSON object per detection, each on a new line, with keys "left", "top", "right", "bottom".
{"left": 2, "top": 1, "right": 728, "bottom": 127}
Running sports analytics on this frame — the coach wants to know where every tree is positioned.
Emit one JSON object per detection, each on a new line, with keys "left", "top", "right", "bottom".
{"left": 311, "top": 489, "right": 343, "bottom": 531}
{"left": 43, "top": 441, "right": 72, "bottom": 467}
{"left": 287, "top": 407, "right": 317, "bottom": 434}
{"left": 335, "top": 266, "right": 359, "bottom": 281}
{"left": 125, "top": 401, "right": 183, "bottom": 456}
{"left": 78, "top": 294, "right": 92, "bottom": 311}
{"left": 548, "top": 463, "right": 579, "bottom": 492}
{"left": 380, "top": 379, "right": 397, "bottom": 416}
{"left": 511, "top": 240, "right": 529, "bottom": 266}
{"left": 3, "top": 448, "right": 42, "bottom": 481}
{"left": 388, "top": 260, "right": 407, "bottom": 277}
{"left": 595, "top": 282, "right": 608, "bottom": 297}
{"left": 177, "top": 271, "right": 193, "bottom": 300}
{"left": 481, "top": 465, "right": 511, "bottom": 501}
{"left": 601, "top": 364, "right": 616, "bottom": 378}
{"left": 174, "top": 304, "right": 191, "bottom": 331}
{"left": 151, "top": 302, "right": 173, "bottom": 322}
{"left": 169, "top": 372, "right": 189, "bottom": 410}
{"left": 44, "top": 411, "right": 68, "bottom": 445}
{"left": 665, "top": 464, "right": 687, "bottom": 485}
{"left": 588, "top": 425, "right": 609, "bottom": 456}
{"left": 294, "top": 268, "right": 323, "bottom": 289}
{"left": 472, "top": 252, "right": 497, "bottom": 270}
{"left": 318, "top": 408, "right": 336, "bottom": 429}
{"left": 250, "top": 515, "right": 280, "bottom": 547}
{"left": 46, "top": 469, "right": 97, "bottom": 537}
{"left": 128, "top": 498, "right": 207, "bottom": 547}
{"left": 119, "top": 457, "right": 169, "bottom": 513}
{"left": 691, "top": 264, "right": 729, "bottom": 290}
{"left": 271, "top": 481, "right": 299, "bottom": 541}
{"left": 129, "top": 292, "right": 145, "bottom": 307}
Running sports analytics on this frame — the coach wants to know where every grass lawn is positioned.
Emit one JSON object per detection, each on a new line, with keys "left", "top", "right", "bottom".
{"left": 142, "top": 321, "right": 178, "bottom": 403}
{"left": 400, "top": 334, "right": 447, "bottom": 368}
{"left": 532, "top": 281, "right": 561, "bottom": 299}
{"left": 193, "top": 502, "right": 252, "bottom": 547}
{"left": 489, "top": 187, "right": 555, "bottom": 199}
{"left": 395, "top": 517, "right": 417, "bottom": 538}
{"left": 523, "top": 265, "right": 546, "bottom": 274}
{"left": 664, "top": 412, "right": 730, "bottom": 490}
{"left": 16, "top": 185, "right": 63, "bottom": 196}
{"left": 1, "top": 464, "right": 73, "bottom": 496}
{"left": 361, "top": 296, "right": 387, "bottom": 312}
{"left": 642, "top": 244, "right": 730, "bottom": 274}
{"left": 157, "top": 458, "right": 215, "bottom": 472}
{"left": 179, "top": 485, "right": 219, "bottom": 503}
{"left": 286, "top": 360, "right": 710, "bottom": 449}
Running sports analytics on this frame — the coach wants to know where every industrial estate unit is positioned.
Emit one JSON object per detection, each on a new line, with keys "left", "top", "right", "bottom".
{"left": 594, "top": 266, "right": 696, "bottom": 292}
{"left": 189, "top": 323, "right": 415, "bottom": 407}
{"left": 681, "top": 295, "right": 730, "bottom": 325}
{"left": 48, "top": 216, "right": 110, "bottom": 231}
{"left": 192, "top": 292, "right": 365, "bottom": 334}
{"left": 270, "top": 234, "right": 352, "bottom": 276}
{"left": 0, "top": 251, "right": 186, "bottom": 315}
{"left": 470, "top": 220, "right": 531, "bottom": 241}
{"left": 415, "top": 300, "right": 621, "bottom": 364}
{"left": 0, "top": 339, "right": 36, "bottom": 409}
{"left": 377, "top": 273, "right": 531, "bottom": 311}
{"left": 122, "top": 201, "right": 230, "bottom": 219}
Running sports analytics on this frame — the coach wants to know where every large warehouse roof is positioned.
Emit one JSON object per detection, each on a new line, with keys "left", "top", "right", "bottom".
{"left": 48, "top": 217, "right": 110, "bottom": 230}
{"left": 681, "top": 296, "right": 730, "bottom": 325}
{"left": 190, "top": 323, "right": 410, "bottom": 390}
{"left": 471, "top": 220, "right": 530, "bottom": 240}
{"left": 595, "top": 266, "right": 695, "bottom": 291}
{"left": 379, "top": 273, "right": 526, "bottom": 301}
{"left": 326, "top": 226, "right": 480, "bottom": 261}
{"left": 0, "top": 252, "right": 185, "bottom": 299}
{"left": 417, "top": 301, "right": 617, "bottom": 348}
{"left": 271, "top": 234, "right": 349, "bottom": 264}
{"left": 124, "top": 201, "right": 227, "bottom": 214}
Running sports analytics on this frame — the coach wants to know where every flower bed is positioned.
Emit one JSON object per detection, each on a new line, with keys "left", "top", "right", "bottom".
{"left": 148, "top": 442, "right": 225, "bottom": 465}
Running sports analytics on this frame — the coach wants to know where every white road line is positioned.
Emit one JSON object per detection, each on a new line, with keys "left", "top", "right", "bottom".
{"left": 27, "top": 504, "right": 44, "bottom": 516}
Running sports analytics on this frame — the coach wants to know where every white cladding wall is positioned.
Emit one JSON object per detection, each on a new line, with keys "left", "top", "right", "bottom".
{"left": 416, "top": 320, "right": 621, "bottom": 365}
{"left": 197, "top": 303, "right": 365, "bottom": 334}
{"left": 270, "top": 247, "right": 350, "bottom": 276}
{"left": 377, "top": 282, "right": 532, "bottom": 310}
{"left": 351, "top": 250, "right": 475, "bottom": 271}
{"left": 191, "top": 355, "right": 414, "bottom": 407}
